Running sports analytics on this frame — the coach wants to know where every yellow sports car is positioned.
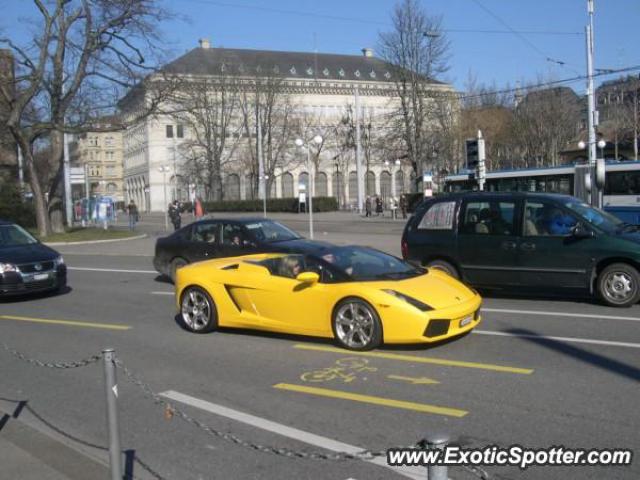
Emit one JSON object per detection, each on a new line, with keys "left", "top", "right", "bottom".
{"left": 175, "top": 246, "right": 482, "bottom": 350}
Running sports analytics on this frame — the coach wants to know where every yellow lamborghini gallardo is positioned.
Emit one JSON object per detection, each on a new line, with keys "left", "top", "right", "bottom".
{"left": 175, "top": 246, "right": 482, "bottom": 350}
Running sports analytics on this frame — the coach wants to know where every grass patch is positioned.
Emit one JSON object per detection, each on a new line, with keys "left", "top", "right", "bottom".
{"left": 35, "top": 227, "right": 140, "bottom": 243}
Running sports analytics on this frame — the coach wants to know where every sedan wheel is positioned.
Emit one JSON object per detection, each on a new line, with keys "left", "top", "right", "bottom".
{"left": 597, "top": 263, "right": 640, "bottom": 308}
{"left": 332, "top": 298, "right": 382, "bottom": 351}
{"left": 170, "top": 257, "right": 188, "bottom": 283}
{"left": 180, "top": 287, "right": 217, "bottom": 333}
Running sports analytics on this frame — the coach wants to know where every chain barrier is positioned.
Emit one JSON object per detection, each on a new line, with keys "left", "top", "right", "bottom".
{"left": 1, "top": 342, "right": 101, "bottom": 369}
{"left": 115, "top": 359, "right": 419, "bottom": 462}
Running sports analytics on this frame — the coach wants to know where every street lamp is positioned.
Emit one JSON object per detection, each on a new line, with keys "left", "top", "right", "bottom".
{"left": 158, "top": 165, "right": 171, "bottom": 230}
{"left": 295, "top": 135, "right": 323, "bottom": 239}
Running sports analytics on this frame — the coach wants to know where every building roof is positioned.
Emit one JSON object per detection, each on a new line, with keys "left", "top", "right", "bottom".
{"left": 162, "top": 45, "right": 442, "bottom": 84}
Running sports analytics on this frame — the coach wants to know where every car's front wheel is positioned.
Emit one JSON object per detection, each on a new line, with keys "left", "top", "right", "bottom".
{"left": 332, "top": 297, "right": 382, "bottom": 351}
{"left": 169, "top": 257, "right": 188, "bottom": 283}
{"left": 180, "top": 286, "right": 218, "bottom": 333}
{"left": 425, "top": 259, "right": 459, "bottom": 279}
{"left": 597, "top": 263, "right": 640, "bottom": 308}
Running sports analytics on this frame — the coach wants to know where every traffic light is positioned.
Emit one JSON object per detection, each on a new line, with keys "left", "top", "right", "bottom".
{"left": 465, "top": 138, "right": 479, "bottom": 170}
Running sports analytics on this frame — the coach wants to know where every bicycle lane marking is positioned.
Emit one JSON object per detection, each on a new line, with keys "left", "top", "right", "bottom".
{"left": 292, "top": 344, "right": 534, "bottom": 374}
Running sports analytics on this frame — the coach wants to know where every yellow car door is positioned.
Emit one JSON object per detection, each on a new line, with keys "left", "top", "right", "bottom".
{"left": 246, "top": 256, "right": 336, "bottom": 336}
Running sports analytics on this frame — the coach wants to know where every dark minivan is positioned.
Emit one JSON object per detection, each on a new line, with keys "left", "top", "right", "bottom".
{"left": 402, "top": 192, "right": 640, "bottom": 307}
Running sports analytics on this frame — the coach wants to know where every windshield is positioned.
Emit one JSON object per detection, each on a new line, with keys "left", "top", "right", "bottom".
{"left": 0, "top": 224, "right": 39, "bottom": 247}
{"left": 319, "top": 246, "right": 425, "bottom": 281}
{"left": 564, "top": 201, "right": 624, "bottom": 234}
{"left": 244, "top": 220, "right": 301, "bottom": 243}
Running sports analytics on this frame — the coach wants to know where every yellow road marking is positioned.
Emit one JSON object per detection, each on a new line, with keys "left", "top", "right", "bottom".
{"left": 293, "top": 344, "right": 533, "bottom": 375}
{"left": 387, "top": 374, "right": 440, "bottom": 385}
{"left": 0, "top": 315, "right": 131, "bottom": 331}
{"left": 274, "top": 383, "right": 467, "bottom": 417}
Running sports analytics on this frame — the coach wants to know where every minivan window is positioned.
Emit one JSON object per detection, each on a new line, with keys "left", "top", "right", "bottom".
{"left": 417, "top": 201, "right": 456, "bottom": 230}
{"left": 524, "top": 201, "right": 578, "bottom": 236}
{"left": 564, "top": 201, "right": 623, "bottom": 234}
{"left": 461, "top": 201, "right": 516, "bottom": 235}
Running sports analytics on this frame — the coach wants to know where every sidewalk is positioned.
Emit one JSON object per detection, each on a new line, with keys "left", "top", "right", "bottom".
{"left": 0, "top": 403, "right": 111, "bottom": 480}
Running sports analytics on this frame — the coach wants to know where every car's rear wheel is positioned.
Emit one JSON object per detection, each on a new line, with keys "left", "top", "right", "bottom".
{"left": 426, "top": 259, "right": 459, "bottom": 279}
{"left": 180, "top": 286, "right": 218, "bottom": 333}
{"left": 597, "top": 263, "right": 640, "bottom": 308}
{"left": 332, "top": 297, "right": 382, "bottom": 351}
{"left": 169, "top": 257, "right": 188, "bottom": 283}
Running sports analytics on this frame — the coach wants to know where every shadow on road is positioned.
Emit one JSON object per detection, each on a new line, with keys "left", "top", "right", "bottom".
{"left": 0, "top": 286, "right": 73, "bottom": 304}
{"left": 507, "top": 327, "right": 640, "bottom": 382}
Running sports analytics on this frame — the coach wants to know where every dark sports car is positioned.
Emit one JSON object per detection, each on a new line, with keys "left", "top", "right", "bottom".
{"left": 0, "top": 220, "right": 67, "bottom": 297}
{"left": 153, "top": 218, "right": 334, "bottom": 281}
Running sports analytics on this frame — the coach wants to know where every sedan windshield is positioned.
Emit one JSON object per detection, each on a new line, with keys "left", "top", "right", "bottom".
{"left": 244, "top": 220, "right": 301, "bottom": 243}
{"left": 0, "top": 224, "right": 39, "bottom": 247}
{"left": 319, "top": 246, "right": 425, "bottom": 281}
{"left": 564, "top": 201, "right": 624, "bottom": 234}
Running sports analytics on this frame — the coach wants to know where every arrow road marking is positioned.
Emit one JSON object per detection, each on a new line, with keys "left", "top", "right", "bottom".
{"left": 387, "top": 375, "right": 440, "bottom": 385}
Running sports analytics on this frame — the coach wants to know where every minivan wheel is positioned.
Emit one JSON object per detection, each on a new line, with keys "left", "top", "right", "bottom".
{"left": 426, "top": 259, "right": 459, "bottom": 279}
{"left": 597, "top": 263, "right": 640, "bottom": 308}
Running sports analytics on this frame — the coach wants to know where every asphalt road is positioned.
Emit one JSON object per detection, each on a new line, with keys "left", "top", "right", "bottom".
{"left": 1, "top": 216, "right": 639, "bottom": 480}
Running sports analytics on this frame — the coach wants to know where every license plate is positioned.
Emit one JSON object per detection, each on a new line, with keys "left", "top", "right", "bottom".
{"left": 33, "top": 273, "right": 49, "bottom": 281}
{"left": 459, "top": 315, "right": 472, "bottom": 327}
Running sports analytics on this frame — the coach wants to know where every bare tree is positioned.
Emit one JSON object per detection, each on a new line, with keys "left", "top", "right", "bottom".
{"left": 239, "top": 72, "right": 296, "bottom": 199}
{"left": 0, "top": 0, "right": 174, "bottom": 236}
{"left": 171, "top": 77, "right": 242, "bottom": 201}
{"left": 378, "top": 0, "right": 451, "bottom": 188}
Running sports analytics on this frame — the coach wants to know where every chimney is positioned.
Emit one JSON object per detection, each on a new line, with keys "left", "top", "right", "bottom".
{"left": 362, "top": 48, "right": 374, "bottom": 58}
{"left": 199, "top": 38, "right": 210, "bottom": 49}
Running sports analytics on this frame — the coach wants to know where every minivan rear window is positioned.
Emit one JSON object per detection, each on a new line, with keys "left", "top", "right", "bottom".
{"left": 417, "top": 201, "right": 456, "bottom": 230}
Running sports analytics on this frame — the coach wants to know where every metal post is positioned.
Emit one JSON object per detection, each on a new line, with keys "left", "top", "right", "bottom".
{"left": 63, "top": 132, "right": 72, "bottom": 227}
{"left": 355, "top": 87, "right": 363, "bottom": 213}
{"left": 163, "top": 170, "right": 168, "bottom": 231}
{"left": 585, "top": 0, "right": 599, "bottom": 207}
{"left": 424, "top": 432, "right": 449, "bottom": 480}
{"left": 172, "top": 139, "right": 178, "bottom": 202}
{"left": 477, "top": 130, "right": 486, "bottom": 191}
{"left": 307, "top": 147, "right": 314, "bottom": 239}
{"left": 83, "top": 163, "right": 89, "bottom": 227}
{"left": 257, "top": 113, "right": 266, "bottom": 217}
{"left": 102, "top": 349, "right": 122, "bottom": 480}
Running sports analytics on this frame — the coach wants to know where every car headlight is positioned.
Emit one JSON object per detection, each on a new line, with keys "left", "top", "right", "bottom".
{"left": 0, "top": 262, "right": 19, "bottom": 273}
{"left": 382, "top": 289, "right": 433, "bottom": 311}
{"left": 54, "top": 256, "right": 65, "bottom": 266}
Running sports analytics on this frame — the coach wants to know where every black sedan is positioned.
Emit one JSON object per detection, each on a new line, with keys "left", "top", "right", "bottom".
{"left": 153, "top": 218, "right": 335, "bottom": 281}
{"left": 0, "top": 220, "right": 67, "bottom": 297}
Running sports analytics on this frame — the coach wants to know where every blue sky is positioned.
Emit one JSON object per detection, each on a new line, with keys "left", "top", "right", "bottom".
{"left": 4, "top": 0, "right": 640, "bottom": 92}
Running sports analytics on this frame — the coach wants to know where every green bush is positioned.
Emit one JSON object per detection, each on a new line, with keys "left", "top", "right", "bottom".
{"left": 0, "top": 182, "right": 36, "bottom": 227}
{"left": 202, "top": 196, "right": 338, "bottom": 213}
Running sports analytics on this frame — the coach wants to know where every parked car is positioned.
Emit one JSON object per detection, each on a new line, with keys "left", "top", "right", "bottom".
{"left": 0, "top": 220, "right": 67, "bottom": 297}
{"left": 154, "top": 218, "right": 335, "bottom": 281}
{"left": 175, "top": 246, "right": 482, "bottom": 350}
{"left": 402, "top": 192, "right": 640, "bottom": 307}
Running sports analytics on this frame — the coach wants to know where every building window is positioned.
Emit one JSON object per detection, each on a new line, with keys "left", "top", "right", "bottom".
{"left": 177, "top": 124, "right": 184, "bottom": 138}
{"left": 106, "top": 151, "right": 114, "bottom": 161}
{"left": 105, "top": 136, "right": 114, "bottom": 147}
{"left": 166, "top": 125, "right": 174, "bottom": 138}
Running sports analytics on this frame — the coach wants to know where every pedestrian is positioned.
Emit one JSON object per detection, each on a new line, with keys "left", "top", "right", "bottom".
{"left": 170, "top": 200, "right": 182, "bottom": 230}
{"left": 365, "top": 196, "right": 372, "bottom": 217}
{"left": 127, "top": 200, "right": 139, "bottom": 231}
{"left": 195, "top": 197, "right": 204, "bottom": 219}
{"left": 399, "top": 194, "right": 407, "bottom": 219}
{"left": 375, "top": 196, "right": 383, "bottom": 216}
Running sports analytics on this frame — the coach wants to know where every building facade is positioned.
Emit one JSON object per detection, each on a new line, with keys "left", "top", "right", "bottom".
{"left": 69, "top": 120, "right": 125, "bottom": 203}
{"left": 120, "top": 40, "right": 456, "bottom": 212}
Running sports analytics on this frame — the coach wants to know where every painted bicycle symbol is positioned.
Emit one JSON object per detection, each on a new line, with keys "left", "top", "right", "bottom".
{"left": 300, "top": 357, "right": 377, "bottom": 383}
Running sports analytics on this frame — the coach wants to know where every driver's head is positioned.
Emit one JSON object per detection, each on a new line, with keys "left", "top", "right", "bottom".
{"left": 283, "top": 256, "right": 302, "bottom": 277}
{"left": 322, "top": 253, "right": 336, "bottom": 264}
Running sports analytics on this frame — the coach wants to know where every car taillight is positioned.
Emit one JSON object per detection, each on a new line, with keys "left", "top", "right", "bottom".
{"left": 401, "top": 239, "right": 408, "bottom": 259}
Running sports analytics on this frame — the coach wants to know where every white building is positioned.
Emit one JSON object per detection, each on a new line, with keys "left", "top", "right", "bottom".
{"left": 120, "top": 39, "right": 455, "bottom": 212}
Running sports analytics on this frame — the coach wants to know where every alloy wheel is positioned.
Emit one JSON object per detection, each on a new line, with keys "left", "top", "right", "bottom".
{"left": 181, "top": 288, "right": 213, "bottom": 332}
{"left": 334, "top": 301, "right": 375, "bottom": 349}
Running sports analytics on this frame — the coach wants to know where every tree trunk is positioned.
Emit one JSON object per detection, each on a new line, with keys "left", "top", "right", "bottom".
{"left": 48, "top": 130, "right": 66, "bottom": 233}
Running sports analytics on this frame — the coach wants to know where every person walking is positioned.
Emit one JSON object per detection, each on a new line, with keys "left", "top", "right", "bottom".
{"left": 169, "top": 201, "right": 181, "bottom": 230}
{"left": 194, "top": 197, "right": 204, "bottom": 219}
{"left": 365, "top": 196, "right": 372, "bottom": 217}
{"left": 375, "top": 196, "right": 383, "bottom": 216}
{"left": 399, "top": 194, "right": 407, "bottom": 219}
{"left": 127, "top": 200, "right": 139, "bottom": 231}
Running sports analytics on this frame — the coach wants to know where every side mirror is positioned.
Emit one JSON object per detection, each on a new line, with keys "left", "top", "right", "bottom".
{"left": 296, "top": 271, "right": 319, "bottom": 284}
{"left": 572, "top": 224, "right": 594, "bottom": 239}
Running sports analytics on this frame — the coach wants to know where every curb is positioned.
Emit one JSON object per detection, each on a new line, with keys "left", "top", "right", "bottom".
{"left": 44, "top": 233, "right": 147, "bottom": 246}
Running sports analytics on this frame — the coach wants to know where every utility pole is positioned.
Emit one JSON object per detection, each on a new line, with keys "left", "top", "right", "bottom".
{"left": 585, "top": 0, "right": 600, "bottom": 208}
{"left": 355, "top": 87, "right": 364, "bottom": 213}
{"left": 477, "top": 130, "right": 486, "bottom": 191}
{"left": 63, "top": 132, "right": 72, "bottom": 226}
